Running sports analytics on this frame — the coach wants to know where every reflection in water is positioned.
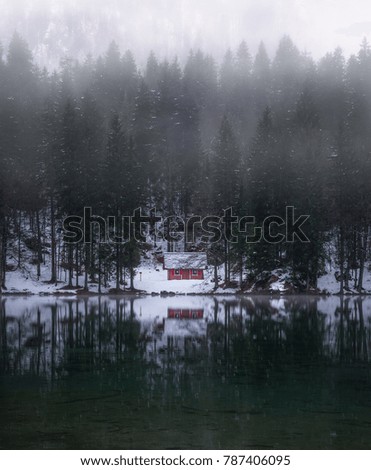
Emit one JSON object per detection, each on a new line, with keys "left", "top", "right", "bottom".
{"left": 168, "top": 308, "right": 204, "bottom": 319}
{"left": 0, "top": 295, "right": 371, "bottom": 449}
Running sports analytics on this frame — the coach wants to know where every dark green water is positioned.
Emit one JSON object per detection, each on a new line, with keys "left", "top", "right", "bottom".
{"left": 0, "top": 295, "right": 370, "bottom": 449}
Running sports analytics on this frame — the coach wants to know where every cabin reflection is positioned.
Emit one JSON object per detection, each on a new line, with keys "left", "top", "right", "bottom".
{"left": 148, "top": 308, "right": 207, "bottom": 355}
{"left": 168, "top": 308, "right": 204, "bottom": 319}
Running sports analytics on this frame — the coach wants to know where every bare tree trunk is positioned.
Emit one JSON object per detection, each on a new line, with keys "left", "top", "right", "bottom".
{"left": 50, "top": 195, "right": 57, "bottom": 284}
{"left": 227, "top": 243, "right": 231, "bottom": 284}
{"left": 183, "top": 210, "right": 188, "bottom": 252}
{"left": 36, "top": 209, "right": 42, "bottom": 280}
{"left": 115, "top": 244, "right": 120, "bottom": 291}
{"left": 84, "top": 243, "right": 89, "bottom": 290}
{"left": 90, "top": 241, "right": 95, "bottom": 282}
{"left": 119, "top": 246, "right": 124, "bottom": 285}
{"left": 224, "top": 239, "right": 228, "bottom": 284}
{"left": 0, "top": 217, "right": 7, "bottom": 292}
{"left": 98, "top": 242, "right": 102, "bottom": 294}
{"left": 357, "top": 226, "right": 368, "bottom": 293}
{"left": 17, "top": 211, "right": 21, "bottom": 268}
{"left": 239, "top": 252, "right": 243, "bottom": 288}
{"left": 130, "top": 266, "right": 134, "bottom": 291}
{"left": 344, "top": 257, "right": 350, "bottom": 291}
{"left": 166, "top": 216, "right": 171, "bottom": 252}
{"left": 75, "top": 245, "right": 79, "bottom": 288}
{"left": 68, "top": 243, "right": 73, "bottom": 287}
{"left": 312, "top": 258, "right": 318, "bottom": 289}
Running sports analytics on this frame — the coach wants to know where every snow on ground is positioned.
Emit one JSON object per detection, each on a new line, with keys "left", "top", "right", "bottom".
{"left": 3, "top": 238, "right": 371, "bottom": 296}
{"left": 269, "top": 280, "right": 287, "bottom": 292}
{"left": 5, "top": 266, "right": 77, "bottom": 296}
{"left": 3, "top": 250, "right": 217, "bottom": 295}
{"left": 317, "top": 272, "right": 341, "bottom": 294}
{"left": 134, "top": 263, "right": 214, "bottom": 294}
{"left": 318, "top": 267, "right": 371, "bottom": 294}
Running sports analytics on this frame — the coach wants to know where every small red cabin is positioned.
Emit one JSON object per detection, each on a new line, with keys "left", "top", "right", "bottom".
{"left": 163, "top": 252, "right": 207, "bottom": 280}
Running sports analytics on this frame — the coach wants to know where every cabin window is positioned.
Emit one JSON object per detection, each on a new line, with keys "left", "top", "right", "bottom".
{"left": 192, "top": 269, "right": 198, "bottom": 275}
{"left": 174, "top": 269, "right": 180, "bottom": 275}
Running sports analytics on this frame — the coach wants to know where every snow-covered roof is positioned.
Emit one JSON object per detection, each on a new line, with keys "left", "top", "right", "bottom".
{"left": 163, "top": 252, "right": 207, "bottom": 269}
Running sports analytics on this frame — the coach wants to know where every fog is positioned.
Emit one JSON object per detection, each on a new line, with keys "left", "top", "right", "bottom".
{"left": 0, "top": 0, "right": 370, "bottom": 69}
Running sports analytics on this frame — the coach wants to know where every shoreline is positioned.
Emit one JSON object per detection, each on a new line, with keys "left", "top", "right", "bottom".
{"left": 1, "top": 290, "right": 369, "bottom": 298}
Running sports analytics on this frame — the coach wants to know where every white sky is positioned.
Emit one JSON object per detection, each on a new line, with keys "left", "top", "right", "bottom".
{"left": 0, "top": 0, "right": 370, "bottom": 67}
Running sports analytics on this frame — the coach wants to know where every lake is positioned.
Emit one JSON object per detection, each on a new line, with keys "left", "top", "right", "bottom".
{"left": 0, "top": 295, "right": 370, "bottom": 449}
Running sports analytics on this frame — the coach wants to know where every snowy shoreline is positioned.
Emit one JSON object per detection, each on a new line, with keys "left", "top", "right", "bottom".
{"left": 3, "top": 248, "right": 371, "bottom": 297}
{"left": 1, "top": 289, "right": 369, "bottom": 297}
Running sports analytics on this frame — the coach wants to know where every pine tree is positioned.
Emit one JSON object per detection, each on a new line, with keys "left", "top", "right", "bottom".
{"left": 213, "top": 116, "right": 241, "bottom": 283}
{"left": 251, "top": 41, "right": 272, "bottom": 150}
{"left": 145, "top": 51, "right": 160, "bottom": 90}
{"left": 290, "top": 83, "right": 327, "bottom": 288}
{"left": 248, "top": 107, "right": 278, "bottom": 273}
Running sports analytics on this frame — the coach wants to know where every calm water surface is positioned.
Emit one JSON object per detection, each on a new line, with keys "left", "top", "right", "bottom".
{"left": 0, "top": 295, "right": 370, "bottom": 449}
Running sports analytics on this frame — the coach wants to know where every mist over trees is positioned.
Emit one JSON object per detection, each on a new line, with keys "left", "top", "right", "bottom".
{"left": 1, "top": 33, "right": 371, "bottom": 293}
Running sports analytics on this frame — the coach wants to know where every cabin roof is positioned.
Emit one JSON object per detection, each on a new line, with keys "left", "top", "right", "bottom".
{"left": 163, "top": 252, "right": 207, "bottom": 270}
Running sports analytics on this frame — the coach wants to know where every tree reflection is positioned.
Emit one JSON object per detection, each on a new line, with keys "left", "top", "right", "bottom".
{"left": 0, "top": 296, "right": 370, "bottom": 381}
{"left": 335, "top": 297, "right": 369, "bottom": 362}
{"left": 1, "top": 296, "right": 371, "bottom": 450}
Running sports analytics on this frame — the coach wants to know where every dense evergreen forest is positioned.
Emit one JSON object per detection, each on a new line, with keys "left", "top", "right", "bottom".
{"left": 1, "top": 33, "right": 371, "bottom": 293}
